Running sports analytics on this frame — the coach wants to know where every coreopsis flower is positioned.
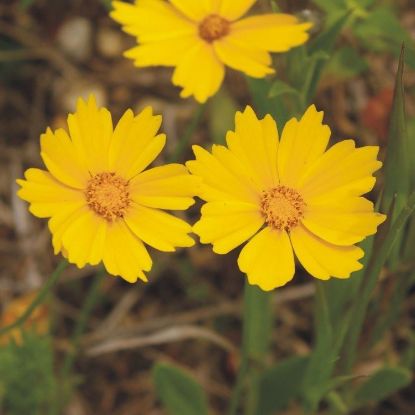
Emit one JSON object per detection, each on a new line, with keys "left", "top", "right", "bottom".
{"left": 110, "top": 0, "right": 311, "bottom": 103}
{"left": 187, "top": 105, "right": 386, "bottom": 291}
{"left": 17, "top": 96, "right": 198, "bottom": 283}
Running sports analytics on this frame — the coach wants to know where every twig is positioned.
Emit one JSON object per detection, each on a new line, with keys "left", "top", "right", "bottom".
{"left": 86, "top": 324, "right": 237, "bottom": 356}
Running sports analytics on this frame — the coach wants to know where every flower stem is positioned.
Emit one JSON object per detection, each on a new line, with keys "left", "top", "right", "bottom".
{"left": 0, "top": 259, "right": 67, "bottom": 337}
{"left": 227, "top": 281, "right": 272, "bottom": 415}
{"left": 169, "top": 103, "right": 206, "bottom": 163}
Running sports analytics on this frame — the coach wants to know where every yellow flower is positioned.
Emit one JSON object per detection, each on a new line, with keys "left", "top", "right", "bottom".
{"left": 110, "top": 0, "right": 312, "bottom": 103}
{"left": 187, "top": 105, "right": 386, "bottom": 291}
{"left": 17, "top": 96, "right": 198, "bottom": 283}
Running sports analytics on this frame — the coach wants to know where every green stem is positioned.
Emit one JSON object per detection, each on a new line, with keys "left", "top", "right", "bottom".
{"left": 0, "top": 260, "right": 67, "bottom": 337}
{"left": 227, "top": 281, "right": 272, "bottom": 415}
{"left": 169, "top": 103, "right": 206, "bottom": 162}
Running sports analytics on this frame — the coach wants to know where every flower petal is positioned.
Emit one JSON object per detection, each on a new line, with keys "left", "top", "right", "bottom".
{"left": 278, "top": 105, "right": 330, "bottom": 188}
{"left": 186, "top": 145, "right": 259, "bottom": 203}
{"left": 193, "top": 201, "right": 264, "bottom": 254}
{"left": 213, "top": 36, "right": 274, "bottom": 78}
{"left": 130, "top": 163, "right": 198, "bottom": 210}
{"left": 17, "top": 169, "right": 84, "bottom": 218}
{"left": 238, "top": 227, "right": 295, "bottom": 291}
{"left": 172, "top": 40, "right": 225, "bottom": 103}
{"left": 290, "top": 224, "right": 364, "bottom": 280}
{"left": 103, "top": 220, "right": 152, "bottom": 283}
{"left": 111, "top": 0, "right": 195, "bottom": 42}
{"left": 226, "top": 106, "right": 279, "bottom": 189}
{"left": 169, "top": 0, "right": 209, "bottom": 21}
{"left": 40, "top": 128, "right": 89, "bottom": 189}
{"left": 302, "top": 197, "right": 386, "bottom": 246}
{"left": 124, "top": 35, "right": 199, "bottom": 67}
{"left": 218, "top": 0, "right": 256, "bottom": 21}
{"left": 230, "top": 14, "right": 311, "bottom": 51}
{"left": 67, "top": 95, "right": 114, "bottom": 174}
{"left": 60, "top": 209, "right": 107, "bottom": 268}
{"left": 109, "top": 107, "right": 165, "bottom": 180}
{"left": 298, "top": 140, "right": 382, "bottom": 200}
{"left": 125, "top": 203, "right": 194, "bottom": 252}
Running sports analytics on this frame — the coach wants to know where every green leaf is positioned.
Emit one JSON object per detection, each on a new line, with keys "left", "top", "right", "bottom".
{"left": 380, "top": 45, "right": 410, "bottom": 265}
{"left": 255, "top": 356, "right": 309, "bottom": 415}
{"left": 325, "top": 47, "right": 368, "bottom": 79}
{"left": 354, "top": 367, "right": 412, "bottom": 404}
{"left": 268, "top": 79, "right": 299, "bottom": 99}
{"left": 308, "top": 12, "right": 350, "bottom": 55}
{"left": 304, "top": 12, "right": 350, "bottom": 104}
{"left": 353, "top": 7, "right": 415, "bottom": 69}
{"left": 312, "top": 0, "right": 346, "bottom": 14}
{"left": 153, "top": 363, "right": 208, "bottom": 415}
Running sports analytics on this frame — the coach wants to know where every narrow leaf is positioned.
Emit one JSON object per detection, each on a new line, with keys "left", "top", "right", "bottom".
{"left": 153, "top": 363, "right": 208, "bottom": 415}
{"left": 355, "top": 367, "right": 412, "bottom": 404}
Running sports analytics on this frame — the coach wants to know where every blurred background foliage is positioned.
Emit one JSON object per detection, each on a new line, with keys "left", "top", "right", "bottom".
{"left": 1, "top": 0, "right": 415, "bottom": 414}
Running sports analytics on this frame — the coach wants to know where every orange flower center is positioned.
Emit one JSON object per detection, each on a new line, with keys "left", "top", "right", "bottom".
{"left": 260, "top": 185, "right": 306, "bottom": 231}
{"left": 199, "top": 14, "right": 230, "bottom": 42}
{"left": 85, "top": 172, "right": 130, "bottom": 222}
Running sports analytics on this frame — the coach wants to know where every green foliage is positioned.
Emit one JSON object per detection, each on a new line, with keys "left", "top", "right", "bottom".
{"left": 153, "top": 362, "right": 208, "bottom": 415}
{"left": 354, "top": 367, "right": 412, "bottom": 405}
{"left": 208, "top": 88, "right": 238, "bottom": 145}
{"left": 325, "top": 47, "right": 368, "bottom": 79}
{"left": 312, "top": 0, "right": 415, "bottom": 69}
{"left": 0, "top": 332, "right": 57, "bottom": 415}
{"left": 255, "top": 356, "right": 309, "bottom": 415}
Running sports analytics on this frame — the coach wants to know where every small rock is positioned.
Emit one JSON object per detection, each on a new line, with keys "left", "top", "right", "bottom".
{"left": 57, "top": 17, "right": 93, "bottom": 62}
{"left": 97, "top": 27, "right": 124, "bottom": 58}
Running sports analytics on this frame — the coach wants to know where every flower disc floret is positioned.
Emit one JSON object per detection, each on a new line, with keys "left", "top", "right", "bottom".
{"left": 85, "top": 172, "right": 130, "bottom": 222}
{"left": 198, "top": 14, "right": 230, "bottom": 42}
{"left": 260, "top": 185, "right": 306, "bottom": 231}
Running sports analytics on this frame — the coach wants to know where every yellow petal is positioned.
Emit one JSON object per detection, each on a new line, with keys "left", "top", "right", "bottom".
{"left": 125, "top": 203, "right": 194, "bottom": 252}
{"left": 172, "top": 40, "right": 225, "bottom": 103}
{"left": 169, "top": 0, "right": 209, "bottom": 21}
{"left": 111, "top": 0, "right": 195, "bottom": 42}
{"left": 60, "top": 209, "right": 107, "bottom": 268}
{"left": 290, "top": 224, "right": 364, "bottom": 280}
{"left": 302, "top": 197, "right": 386, "bottom": 246}
{"left": 226, "top": 106, "right": 279, "bottom": 189}
{"left": 193, "top": 201, "right": 264, "bottom": 254}
{"left": 16, "top": 169, "right": 84, "bottom": 218}
{"left": 67, "top": 95, "right": 114, "bottom": 174}
{"left": 186, "top": 145, "right": 259, "bottom": 203}
{"left": 218, "top": 0, "right": 256, "bottom": 21}
{"left": 109, "top": 107, "right": 165, "bottom": 179}
{"left": 125, "top": 35, "right": 199, "bottom": 67}
{"left": 230, "top": 15, "right": 311, "bottom": 51}
{"left": 238, "top": 227, "right": 295, "bottom": 291}
{"left": 278, "top": 105, "right": 330, "bottom": 187}
{"left": 40, "top": 128, "right": 89, "bottom": 189}
{"left": 49, "top": 203, "right": 88, "bottom": 255}
{"left": 213, "top": 36, "right": 274, "bottom": 78}
{"left": 299, "top": 140, "right": 382, "bottom": 200}
{"left": 130, "top": 163, "right": 198, "bottom": 210}
{"left": 103, "top": 220, "right": 152, "bottom": 283}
